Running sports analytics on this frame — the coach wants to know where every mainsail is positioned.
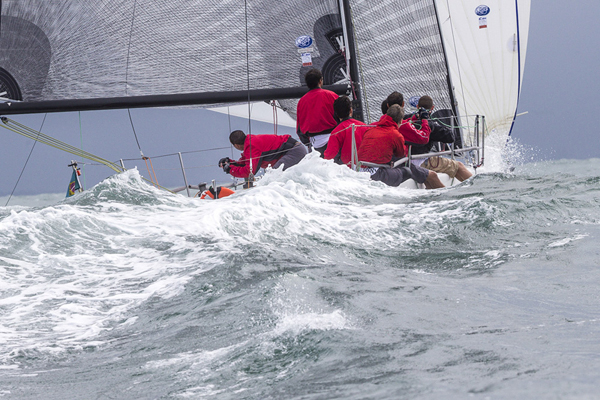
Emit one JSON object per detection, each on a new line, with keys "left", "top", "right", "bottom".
{"left": 0, "top": 0, "right": 530, "bottom": 141}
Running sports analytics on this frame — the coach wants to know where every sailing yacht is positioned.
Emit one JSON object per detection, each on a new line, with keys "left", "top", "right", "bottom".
{"left": 0, "top": 0, "right": 530, "bottom": 194}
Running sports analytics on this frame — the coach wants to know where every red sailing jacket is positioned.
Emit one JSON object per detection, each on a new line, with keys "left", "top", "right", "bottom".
{"left": 229, "top": 134, "right": 292, "bottom": 178}
{"left": 357, "top": 115, "right": 406, "bottom": 165}
{"left": 296, "top": 88, "right": 339, "bottom": 135}
{"left": 324, "top": 118, "right": 369, "bottom": 166}
{"left": 399, "top": 117, "right": 430, "bottom": 154}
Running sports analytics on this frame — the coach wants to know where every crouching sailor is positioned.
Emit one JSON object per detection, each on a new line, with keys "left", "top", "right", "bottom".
{"left": 218, "top": 130, "right": 307, "bottom": 179}
{"left": 357, "top": 104, "right": 412, "bottom": 186}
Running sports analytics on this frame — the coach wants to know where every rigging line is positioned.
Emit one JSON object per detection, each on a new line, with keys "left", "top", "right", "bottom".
{"left": 123, "top": 1, "right": 158, "bottom": 185}
{"left": 127, "top": 108, "right": 157, "bottom": 185}
{"left": 348, "top": 4, "right": 370, "bottom": 123}
{"left": 444, "top": 0, "right": 468, "bottom": 131}
{"left": 273, "top": 101, "right": 278, "bottom": 135}
{"left": 244, "top": 0, "right": 253, "bottom": 178}
{"left": 78, "top": 111, "right": 86, "bottom": 190}
{"left": 1, "top": 117, "right": 122, "bottom": 172}
{"left": 127, "top": 109, "right": 144, "bottom": 153}
{"left": 227, "top": 106, "right": 234, "bottom": 159}
{"left": 4, "top": 114, "right": 47, "bottom": 207}
{"left": 119, "top": 146, "right": 232, "bottom": 161}
{"left": 124, "top": 0, "right": 138, "bottom": 97}
{"left": 2, "top": 118, "right": 175, "bottom": 193}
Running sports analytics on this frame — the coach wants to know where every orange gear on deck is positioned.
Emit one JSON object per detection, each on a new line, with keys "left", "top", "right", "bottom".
{"left": 199, "top": 186, "right": 235, "bottom": 200}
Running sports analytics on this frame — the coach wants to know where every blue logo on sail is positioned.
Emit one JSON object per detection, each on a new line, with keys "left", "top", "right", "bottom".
{"left": 295, "top": 35, "right": 313, "bottom": 49}
{"left": 475, "top": 5, "right": 490, "bottom": 16}
{"left": 409, "top": 96, "right": 420, "bottom": 108}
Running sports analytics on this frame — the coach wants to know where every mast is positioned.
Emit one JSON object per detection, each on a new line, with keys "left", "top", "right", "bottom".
{"left": 339, "top": 0, "right": 364, "bottom": 122}
{"left": 0, "top": 85, "right": 349, "bottom": 115}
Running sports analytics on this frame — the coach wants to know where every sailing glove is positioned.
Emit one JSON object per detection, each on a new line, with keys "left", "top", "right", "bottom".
{"left": 222, "top": 162, "right": 231, "bottom": 174}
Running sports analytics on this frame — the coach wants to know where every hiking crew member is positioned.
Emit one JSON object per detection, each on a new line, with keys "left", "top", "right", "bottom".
{"left": 407, "top": 95, "right": 473, "bottom": 182}
{"left": 296, "top": 68, "right": 339, "bottom": 156}
{"left": 357, "top": 104, "right": 412, "bottom": 187}
{"left": 219, "top": 130, "right": 307, "bottom": 179}
{"left": 384, "top": 92, "right": 444, "bottom": 189}
{"left": 324, "top": 95, "right": 368, "bottom": 167}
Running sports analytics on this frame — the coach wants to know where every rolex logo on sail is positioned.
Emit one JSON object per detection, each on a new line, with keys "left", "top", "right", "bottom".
{"left": 476, "top": 5, "right": 490, "bottom": 29}
{"left": 296, "top": 35, "right": 314, "bottom": 66}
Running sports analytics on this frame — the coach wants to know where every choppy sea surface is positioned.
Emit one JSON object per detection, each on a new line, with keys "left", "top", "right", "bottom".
{"left": 1, "top": 153, "right": 599, "bottom": 399}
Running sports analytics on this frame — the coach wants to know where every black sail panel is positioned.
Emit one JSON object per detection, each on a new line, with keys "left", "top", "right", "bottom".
{"left": 349, "top": 0, "right": 453, "bottom": 122}
{"left": 0, "top": 0, "right": 348, "bottom": 113}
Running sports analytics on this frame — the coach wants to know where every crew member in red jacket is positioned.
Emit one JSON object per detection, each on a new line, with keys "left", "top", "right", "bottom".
{"left": 296, "top": 68, "right": 339, "bottom": 156}
{"left": 383, "top": 91, "right": 444, "bottom": 189}
{"left": 324, "top": 95, "right": 368, "bottom": 167}
{"left": 219, "top": 130, "right": 307, "bottom": 179}
{"left": 357, "top": 104, "right": 412, "bottom": 186}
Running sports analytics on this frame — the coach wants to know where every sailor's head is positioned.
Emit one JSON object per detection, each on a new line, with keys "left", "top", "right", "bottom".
{"left": 305, "top": 68, "right": 323, "bottom": 89}
{"left": 386, "top": 104, "right": 405, "bottom": 125}
{"left": 381, "top": 99, "right": 388, "bottom": 115}
{"left": 229, "top": 130, "right": 246, "bottom": 151}
{"left": 386, "top": 91, "right": 404, "bottom": 108}
{"left": 417, "top": 95, "right": 434, "bottom": 111}
{"left": 334, "top": 95, "right": 353, "bottom": 119}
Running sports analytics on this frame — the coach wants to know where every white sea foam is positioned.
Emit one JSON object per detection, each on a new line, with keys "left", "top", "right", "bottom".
{"left": 477, "top": 129, "right": 530, "bottom": 174}
{"left": 267, "top": 273, "right": 352, "bottom": 337}
{"left": 548, "top": 234, "right": 588, "bottom": 248}
{"left": 0, "top": 174, "right": 243, "bottom": 365}
{"left": 0, "top": 154, "right": 499, "bottom": 367}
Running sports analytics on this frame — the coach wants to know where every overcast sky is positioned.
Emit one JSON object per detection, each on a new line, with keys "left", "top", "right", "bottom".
{"left": 511, "top": 0, "right": 600, "bottom": 160}
{"left": 1, "top": 0, "right": 598, "bottom": 198}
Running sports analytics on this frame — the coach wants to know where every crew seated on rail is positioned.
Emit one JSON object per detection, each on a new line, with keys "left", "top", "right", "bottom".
{"left": 356, "top": 104, "right": 413, "bottom": 187}
{"left": 218, "top": 130, "right": 306, "bottom": 179}
{"left": 324, "top": 95, "right": 369, "bottom": 167}
{"left": 296, "top": 68, "right": 339, "bottom": 156}
{"left": 382, "top": 91, "right": 444, "bottom": 189}
{"left": 405, "top": 95, "right": 472, "bottom": 182}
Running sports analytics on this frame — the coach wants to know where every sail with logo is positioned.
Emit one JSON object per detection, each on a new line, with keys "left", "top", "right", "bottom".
{"left": 0, "top": 0, "right": 530, "bottom": 183}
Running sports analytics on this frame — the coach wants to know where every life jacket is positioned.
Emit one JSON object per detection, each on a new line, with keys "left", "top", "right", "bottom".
{"left": 199, "top": 186, "right": 235, "bottom": 200}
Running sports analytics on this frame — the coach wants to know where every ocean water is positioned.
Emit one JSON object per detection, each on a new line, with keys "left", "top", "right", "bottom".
{"left": 1, "top": 152, "right": 599, "bottom": 399}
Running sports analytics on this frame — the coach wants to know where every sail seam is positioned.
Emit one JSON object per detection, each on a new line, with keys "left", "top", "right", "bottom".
{"left": 444, "top": 0, "right": 469, "bottom": 133}
{"left": 125, "top": 0, "right": 138, "bottom": 97}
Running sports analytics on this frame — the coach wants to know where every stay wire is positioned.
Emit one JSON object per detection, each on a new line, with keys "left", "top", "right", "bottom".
{"left": 122, "top": 0, "right": 157, "bottom": 186}
{"left": 349, "top": 4, "right": 370, "bottom": 123}
{"left": 0, "top": 118, "right": 179, "bottom": 193}
{"left": 1, "top": 117, "right": 122, "bottom": 172}
{"left": 4, "top": 114, "right": 47, "bottom": 207}
{"left": 79, "top": 111, "right": 86, "bottom": 190}
{"left": 227, "top": 106, "right": 234, "bottom": 159}
{"left": 244, "top": 0, "right": 253, "bottom": 179}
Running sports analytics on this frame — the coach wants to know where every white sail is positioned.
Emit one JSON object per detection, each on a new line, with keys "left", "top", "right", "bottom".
{"left": 435, "top": 1, "right": 531, "bottom": 138}
{"left": 208, "top": 102, "right": 297, "bottom": 128}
